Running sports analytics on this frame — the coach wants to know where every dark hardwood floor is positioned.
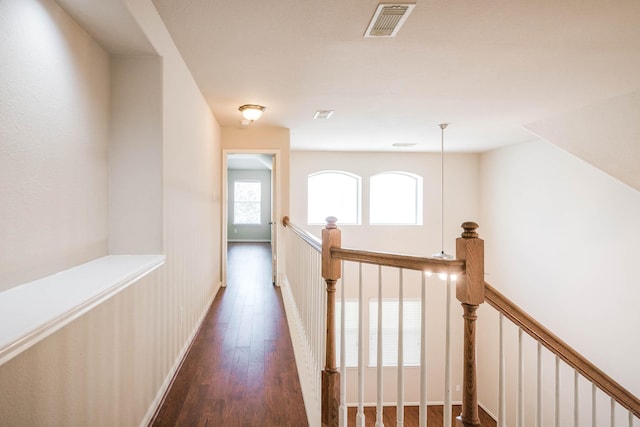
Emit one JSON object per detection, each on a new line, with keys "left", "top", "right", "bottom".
{"left": 151, "top": 242, "right": 308, "bottom": 427}
{"left": 151, "top": 242, "right": 496, "bottom": 427}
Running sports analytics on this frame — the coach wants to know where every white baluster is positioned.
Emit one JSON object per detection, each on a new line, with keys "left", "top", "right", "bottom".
{"left": 444, "top": 276, "right": 452, "bottom": 427}
{"left": 611, "top": 397, "right": 615, "bottom": 427}
{"left": 592, "top": 383, "right": 596, "bottom": 427}
{"left": 517, "top": 327, "right": 524, "bottom": 427}
{"left": 556, "top": 355, "right": 560, "bottom": 427}
{"left": 357, "top": 263, "right": 365, "bottom": 427}
{"left": 398, "top": 269, "right": 405, "bottom": 427}
{"left": 574, "top": 371, "right": 579, "bottom": 427}
{"left": 629, "top": 410, "right": 633, "bottom": 427}
{"left": 537, "top": 341, "right": 542, "bottom": 427}
{"left": 339, "top": 262, "right": 347, "bottom": 427}
{"left": 376, "top": 266, "right": 383, "bottom": 427}
{"left": 419, "top": 272, "right": 427, "bottom": 427}
{"left": 498, "top": 313, "right": 506, "bottom": 427}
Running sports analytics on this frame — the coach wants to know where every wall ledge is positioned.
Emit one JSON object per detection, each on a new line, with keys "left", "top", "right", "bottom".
{"left": 0, "top": 254, "right": 165, "bottom": 366}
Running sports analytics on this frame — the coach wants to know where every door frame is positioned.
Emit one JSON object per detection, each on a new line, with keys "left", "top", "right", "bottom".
{"left": 222, "top": 149, "right": 281, "bottom": 287}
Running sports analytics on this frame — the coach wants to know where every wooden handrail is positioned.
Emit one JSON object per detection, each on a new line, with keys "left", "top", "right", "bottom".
{"left": 485, "top": 282, "right": 640, "bottom": 418}
{"left": 331, "top": 247, "right": 465, "bottom": 275}
{"left": 282, "top": 216, "right": 322, "bottom": 252}
{"left": 282, "top": 217, "right": 465, "bottom": 275}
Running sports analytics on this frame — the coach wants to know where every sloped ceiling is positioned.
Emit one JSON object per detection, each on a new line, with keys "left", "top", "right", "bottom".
{"left": 526, "top": 91, "right": 640, "bottom": 191}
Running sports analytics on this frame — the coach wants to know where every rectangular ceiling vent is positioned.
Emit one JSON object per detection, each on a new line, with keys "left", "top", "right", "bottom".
{"left": 365, "top": 4, "right": 416, "bottom": 38}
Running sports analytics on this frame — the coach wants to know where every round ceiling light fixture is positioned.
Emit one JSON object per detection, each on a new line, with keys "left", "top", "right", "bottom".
{"left": 238, "top": 104, "right": 266, "bottom": 121}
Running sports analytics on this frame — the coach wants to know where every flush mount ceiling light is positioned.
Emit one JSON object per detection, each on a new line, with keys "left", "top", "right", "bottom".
{"left": 238, "top": 104, "right": 266, "bottom": 121}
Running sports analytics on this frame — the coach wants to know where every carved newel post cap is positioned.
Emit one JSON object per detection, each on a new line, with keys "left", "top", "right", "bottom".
{"left": 461, "top": 222, "right": 479, "bottom": 239}
{"left": 325, "top": 216, "right": 338, "bottom": 229}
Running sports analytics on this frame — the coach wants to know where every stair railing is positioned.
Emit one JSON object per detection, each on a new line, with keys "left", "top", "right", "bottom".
{"left": 282, "top": 216, "right": 639, "bottom": 427}
{"left": 283, "top": 216, "right": 482, "bottom": 427}
{"left": 484, "top": 282, "right": 640, "bottom": 426}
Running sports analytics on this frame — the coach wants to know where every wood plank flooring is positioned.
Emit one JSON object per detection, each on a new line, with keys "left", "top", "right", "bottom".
{"left": 151, "top": 242, "right": 496, "bottom": 427}
{"left": 151, "top": 243, "right": 308, "bottom": 427}
{"left": 346, "top": 405, "right": 496, "bottom": 426}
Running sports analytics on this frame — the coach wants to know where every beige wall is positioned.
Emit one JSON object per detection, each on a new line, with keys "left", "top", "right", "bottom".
{"left": 109, "top": 55, "right": 163, "bottom": 254}
{"left": 222, "top": 126, "right": 290, "bottom": 216}
{"left": 0, "top": 0, "right": 110, "bottom": 291}
{"left": 477, "top": 140, "right": 640, "bottom": 424}
{"left": 0, "top": 0, "right": 221, "bottom": 425}
{"left": 289, "top": 150, "right": 481, "bottom": 404}
{"left": 221, "top": 126, "right": 290, "bottom": 284}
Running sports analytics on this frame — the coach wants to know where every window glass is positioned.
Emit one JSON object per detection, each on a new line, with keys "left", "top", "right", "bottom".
{"left": 308, "top": 171, "right": 361, "bottom": 225}
{"left": 369, "top": 299, "right": 421, "bottom": 366}
{"left": 370, "top": 172, "right": 422, "bottom": 225}
{"left": 234, "top": 181, "right": 261, "bottom": 224}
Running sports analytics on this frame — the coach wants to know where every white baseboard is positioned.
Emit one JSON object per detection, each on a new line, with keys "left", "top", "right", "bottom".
{"left": 140, "top": 281, "right": 221, "bottom": 427}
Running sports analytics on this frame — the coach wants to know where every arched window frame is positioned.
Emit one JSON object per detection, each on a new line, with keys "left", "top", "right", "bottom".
{"left": 307, "top": 170, "right": 362, "bottom": 225}
{"left": 369, "top": 171, "right": 423, "bottom": 225}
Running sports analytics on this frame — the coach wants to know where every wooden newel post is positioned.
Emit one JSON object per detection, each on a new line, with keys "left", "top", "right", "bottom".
{"left": 455, "top": 222, "right": 485, "bottom": 427}
{"left": 322, "top": 216, "right": 341, "bottom": 427}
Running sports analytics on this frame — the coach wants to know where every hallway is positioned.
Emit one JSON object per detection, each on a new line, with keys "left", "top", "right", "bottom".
{"left": 152, "top": 242, "right": 308, "bottom": 426}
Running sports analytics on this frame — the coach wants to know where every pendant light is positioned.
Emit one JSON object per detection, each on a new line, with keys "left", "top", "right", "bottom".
{"left": 432, "top": 123, "right": 453, "bottom": 260}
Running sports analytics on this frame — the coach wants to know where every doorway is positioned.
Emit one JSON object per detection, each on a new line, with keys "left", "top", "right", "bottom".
{"left": 222, "top": 150, "right": 280, "bottom": 287}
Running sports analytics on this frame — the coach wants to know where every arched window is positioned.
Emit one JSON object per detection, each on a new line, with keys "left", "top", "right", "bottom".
{"left": 369, "top": 172, "right": 422, "bottom": 225}
{"left": 307, "top": 170, "right": 361, "bottom": 225}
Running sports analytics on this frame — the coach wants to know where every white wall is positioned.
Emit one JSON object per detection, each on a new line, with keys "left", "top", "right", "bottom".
{"left": 290, "top": 151, "right": 480, "bottom": 255}
{"left": 477, "top": 140, "right": 640, "bottom": 424}
{"left": 0, "top": 0, "right": 110, "bottom": 291}
{"left": 0, "top": 0, "right": 221, "bottom": 425}
{"left": 289, "top": 150, "right": 481, "bottom": 404}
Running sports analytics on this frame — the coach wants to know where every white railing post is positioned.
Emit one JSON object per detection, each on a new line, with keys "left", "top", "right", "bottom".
{"left": 376, "top": 266, "right": 384, "bottom": 427}
{"left": 397, "top": 269, "right": 405, "bottom": 427}
{"left": 419, "top": 272, "right": 427, "bottom": 427}
{"left": 444, "top": 276, "right": 453, "bottom": 427}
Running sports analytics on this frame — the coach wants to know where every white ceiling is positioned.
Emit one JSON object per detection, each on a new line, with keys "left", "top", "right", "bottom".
{"left": 227, "top": 154, "right": 273, "bottom": 171}
{"left": 151, "top": 0, "right": 640, "bottom": 153}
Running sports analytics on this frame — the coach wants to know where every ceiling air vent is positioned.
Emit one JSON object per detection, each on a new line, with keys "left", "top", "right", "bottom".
{"left": 364, "top": 4, "right": 416, "bottom": 38}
